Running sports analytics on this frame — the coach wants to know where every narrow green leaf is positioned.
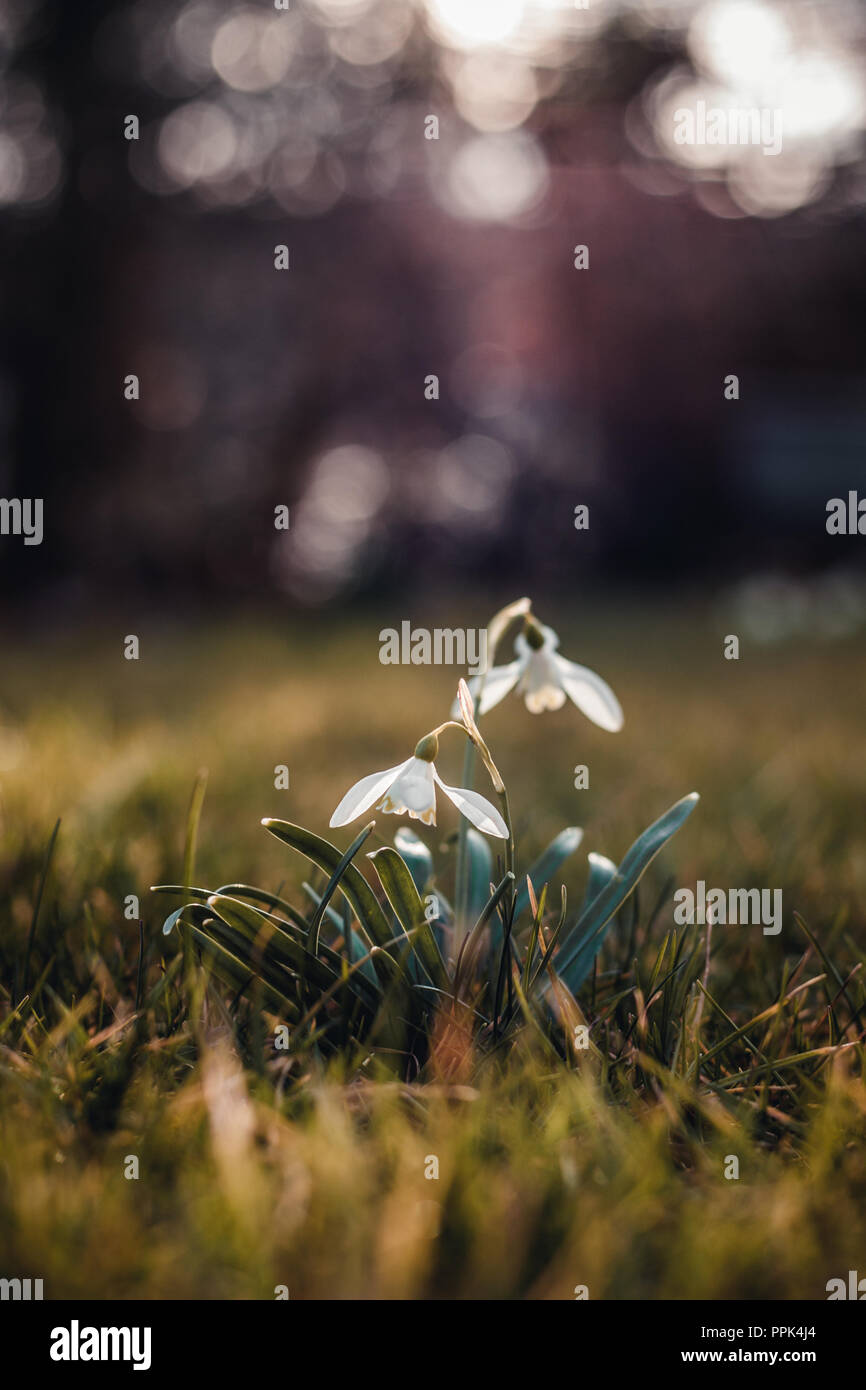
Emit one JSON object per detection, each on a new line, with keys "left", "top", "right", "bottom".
{"left": 521, "top": 880, "right": 547, "bottom": 996}
{"left": 152, "top": 883, "right": 211, "bottom": 899}
{"left": 204, "top": 893, "right": 380, "bottom": 1009}
{"left": 393, "top": 828, "right": 434, "bottom": 896}
{"left": 182, "top": 769, "right": 208, "bottom": 897}
{"left": 185, "top": 921, "right": 300, "bottom": 1020}
{"left": 216, "top": 884, "right": 308, "bottom": 932}
{"left": 580, "top": 852, "right": 617, "bottom": 913}
{"left": 306, "top": 821, "right": 375, "bottom": 956}
{"left": 455, "top": 871, "right": 515, "bottom": 1000}
{"left": 162, "top": 905, "right": 186, "bottom": 937}
{"left": 302, "top": 883, "right": 377, "bottom": 985}
{"left": 514, "top": 826, "right": 583, "bottom": 920}
{"left": 556, "top": 794, "right": 700, "bottom": 995}
{"left": 528, "top": 885, "right": 569, "bottom": 992}
{"left": 367, "top": 847, "right": 449, "bottom": 991}
{"left": 261, "top": 819, "right": 398, "bottom": 978}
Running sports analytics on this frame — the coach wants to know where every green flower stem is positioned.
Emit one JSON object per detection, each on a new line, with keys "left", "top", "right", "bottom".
{"left": 454, "top": 732, "right": 476, "bottom": 949}
{"left": 497, "top": 785, "right": 514, "bottom": 884}
{"left": 444, "top": 717, "right": 514, "bottom": 952}
{"left": 447, "top": 597, "right": 530, "bottom": 952}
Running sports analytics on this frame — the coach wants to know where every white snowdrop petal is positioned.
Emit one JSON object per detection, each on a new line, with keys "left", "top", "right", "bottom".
{"left": 475, "top": 659, "right": 524, "bottom": 714}
{"left": 519, "top": 650, "right": 565, "bottom": 712}
{"left": 555, "top": 656, "right": 624, "bottom": 731}
{"left": 434, "top": 771, "right": 508, "bottom": 837}
{"left": 329, "top": 758, "right": 413, "bottom": 827}
{"left": 524, "top": 683, "right": 567, "bottom": 713}
{"left": 385, "top": 758, "right": 437, "bottom": 816}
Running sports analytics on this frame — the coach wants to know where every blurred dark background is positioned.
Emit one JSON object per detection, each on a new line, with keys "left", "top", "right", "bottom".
{"left": 2, "top": 0, "right": 866, "bottom": 618}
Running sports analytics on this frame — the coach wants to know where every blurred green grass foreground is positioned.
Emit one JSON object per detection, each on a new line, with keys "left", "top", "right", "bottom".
{"left": 0, "top": 599, "right": 864, "bottom": 1299}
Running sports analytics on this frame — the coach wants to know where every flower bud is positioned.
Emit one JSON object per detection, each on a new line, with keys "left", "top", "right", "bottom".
{"left": 524, "top": 616, "right": 546, "bottom": 651}
{"left": 413, "top": 732, "right": 439, "bottom": 762}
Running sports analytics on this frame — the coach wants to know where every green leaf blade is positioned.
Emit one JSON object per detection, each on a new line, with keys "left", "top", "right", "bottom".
{"left": 556, "top": 794, "right": 699, "bottom": 995}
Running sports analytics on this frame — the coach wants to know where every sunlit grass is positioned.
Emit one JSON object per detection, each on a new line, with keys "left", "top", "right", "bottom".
{"left": 0, "top": 600, "right": 864, "bottom": 1298}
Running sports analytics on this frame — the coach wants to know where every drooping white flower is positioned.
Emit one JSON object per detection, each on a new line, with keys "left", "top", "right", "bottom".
{"left": 329, "top": 733, "right": 507, "bottom": 837}
{"left": 466, "top": 618, "right": 623, "bottom": 729}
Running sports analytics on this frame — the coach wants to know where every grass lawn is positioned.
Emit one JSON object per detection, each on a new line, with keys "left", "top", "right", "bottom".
{"left": 1, "top": 598, "right": 864, "bottom": 1299}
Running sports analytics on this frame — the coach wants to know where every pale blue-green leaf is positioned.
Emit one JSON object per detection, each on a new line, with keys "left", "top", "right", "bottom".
{"left": 162, "top": 906, "right": 185, "bottom": 937}
{"left": 465, "top": 826, "right": 493, "bottom": 921}
{"left": 580, "top": 852, "right": 617, "bottom": 914}
{"left": 393, "top": 827, "right": 434, "bottom": 896}
{"left": 302, "top": 882, "right": 377, "bottom": 984}
{"left": 555, "top": 794, "right": 699, "bottom": 996}
{"left": 515, "top": 826, "right": 583, "bottom": 920}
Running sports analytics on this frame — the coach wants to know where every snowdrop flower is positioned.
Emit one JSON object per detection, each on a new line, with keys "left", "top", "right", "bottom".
{"left": 467, "top": 617, "right": 624, "bottom": 729}
{"left": 329, "top": 733, "right": 507, "bottom": 837}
